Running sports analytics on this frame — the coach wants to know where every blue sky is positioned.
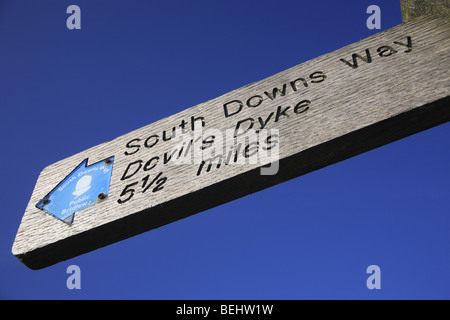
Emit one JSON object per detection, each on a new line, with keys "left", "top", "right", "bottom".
{"left": 1, "top": 0, "right": 449, "bottom": 299}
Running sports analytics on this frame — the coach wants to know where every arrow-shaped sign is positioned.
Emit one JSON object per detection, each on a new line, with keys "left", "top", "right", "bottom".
{"left": 36, "top": 157, "right": 115, "bottom": 225}
{"left": 12, "top": 15, "right": 450, "bottom": 270}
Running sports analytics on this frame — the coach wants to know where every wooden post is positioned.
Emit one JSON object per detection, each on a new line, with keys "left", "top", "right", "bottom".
{"left": 401, "top": 0, "right": 450, "bottom": 22}
{"left": 12, "top": 6, "right": 450, "bottom": 269}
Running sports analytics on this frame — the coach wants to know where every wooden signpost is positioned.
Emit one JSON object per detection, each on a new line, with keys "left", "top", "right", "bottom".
{"left": 12, "top": 5, "right": 449, "bottom": 269}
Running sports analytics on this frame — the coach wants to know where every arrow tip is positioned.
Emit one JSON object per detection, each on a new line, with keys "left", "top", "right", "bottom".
{"left": 62, "top": 214, "right": 75, "bottom": 225}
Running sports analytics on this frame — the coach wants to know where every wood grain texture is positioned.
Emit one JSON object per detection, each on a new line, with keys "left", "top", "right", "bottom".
{"left": 401, "top": 0, "right": 450, "bottom": 22}
{"left": 12, "top": 17, "right": 450, "bottom": 269}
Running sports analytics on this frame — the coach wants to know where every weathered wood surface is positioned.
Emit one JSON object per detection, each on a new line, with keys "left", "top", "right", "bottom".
{"left": 401, "top": 0, "right": 450, "bottom": 22}
{"left": 12, "top": 17, "right": 450, "bottom": 269}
